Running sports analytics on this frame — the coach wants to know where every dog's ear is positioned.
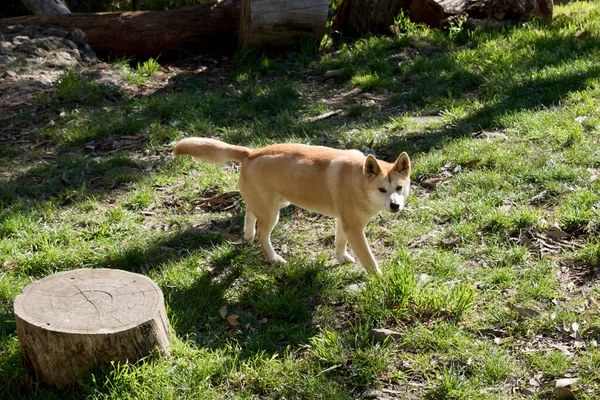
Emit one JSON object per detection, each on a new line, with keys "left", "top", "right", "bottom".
{"left": 364, "top": 155, "right": 381, "bottom": 176}
{"left": 393, "top": 152, "right": 411, "bottom": 176}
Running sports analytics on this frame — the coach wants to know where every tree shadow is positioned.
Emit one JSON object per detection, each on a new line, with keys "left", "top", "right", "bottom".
{"left": 2, "top": 17, "right": 600, "bottom": 397}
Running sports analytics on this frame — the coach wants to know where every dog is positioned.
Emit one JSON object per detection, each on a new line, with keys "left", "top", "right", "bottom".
{"left": 173, "top": 138, "right": 411, "bottom": 274}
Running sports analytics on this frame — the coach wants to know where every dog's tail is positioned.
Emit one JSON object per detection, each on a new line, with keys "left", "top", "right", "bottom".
{"left": 173, "top": 138, "right": 251, "bottom": 164}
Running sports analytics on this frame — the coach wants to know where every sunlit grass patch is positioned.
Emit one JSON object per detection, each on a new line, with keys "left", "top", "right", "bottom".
{"left": 2, "top": 1, "right": 600, "bottom": 398}
{"left": 56, "top": 71, "right": 122, "bottom": 105}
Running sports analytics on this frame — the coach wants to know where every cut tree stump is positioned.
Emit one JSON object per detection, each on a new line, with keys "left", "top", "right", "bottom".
{"left": 239, "top": 0, "right": 329, "bottom": 50}
{"left": 14, "top": 268, "right": 170, "bottom": 388}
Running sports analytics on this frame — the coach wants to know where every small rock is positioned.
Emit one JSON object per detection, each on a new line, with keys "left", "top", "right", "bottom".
{"left": 66, "top": 28, "right": 87, "bottom": 46}
{"left": 0, "top": 55, "right": 16, "bottom": 65}
{"left": 362, "top": 389, "right": 394, "bottom": 400}
{"left": 368, "top": 328, "right": 402, "bottom": 343}
{"left": 62, "top": 39, "right": 78, "bottom": 50}
{"left": 347, "top": 283, "right": 365, "bottom": 293}
{"left": 44, "top": 27, "right": 68, "bottom": 38}
{"left": 324, "top": 68, "right": 344, "bottom": 78}
{"left": 2, "top": 70, "right": 17, "bottom": 78}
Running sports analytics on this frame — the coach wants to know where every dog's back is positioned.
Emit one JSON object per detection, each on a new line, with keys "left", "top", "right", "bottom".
{"left": 242, "top": 144, "right": 367, "bottom": 217}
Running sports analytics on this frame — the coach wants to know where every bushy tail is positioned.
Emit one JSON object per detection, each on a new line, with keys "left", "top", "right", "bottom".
{"left": 173, "top": 138, "right": 251, "bottom": 164}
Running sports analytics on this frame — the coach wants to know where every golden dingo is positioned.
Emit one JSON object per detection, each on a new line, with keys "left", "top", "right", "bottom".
{"left": 173, "top": 138, "right": 411, "bottom": 274}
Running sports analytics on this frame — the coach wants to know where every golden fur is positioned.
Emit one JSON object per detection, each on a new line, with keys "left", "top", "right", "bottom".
{"left": 173, "top": 137, "right": 411, "bottom": 274}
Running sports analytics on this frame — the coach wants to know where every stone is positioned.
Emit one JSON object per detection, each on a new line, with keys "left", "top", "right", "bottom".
{"left": 368, "top": 328, "right": 402, "bottom": 343}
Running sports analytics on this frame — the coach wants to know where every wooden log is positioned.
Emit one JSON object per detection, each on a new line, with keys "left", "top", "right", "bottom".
{"left": 331, "top": 0, "right": 445, "bottom": 33}
{"left": 332, "top": 0, "right": 552, "bottom": 33}
{"left": 239, "top": 0, "right": 328, "bottom": 50}
{"left": 438, "top": 0, "right": 553, "bottom": 26}
{"left": 14, "top": 268, "right": 170, "bottom": 388}
{"left": 0, "top": 0, "right": 241, "bottom": 57}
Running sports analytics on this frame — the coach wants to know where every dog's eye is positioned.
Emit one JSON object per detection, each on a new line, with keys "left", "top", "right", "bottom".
{"left": 378, "top": 188, "right": 387, "bottom": 193}
{"left": 396, "top": 186, "right": 402, "bottom": 191}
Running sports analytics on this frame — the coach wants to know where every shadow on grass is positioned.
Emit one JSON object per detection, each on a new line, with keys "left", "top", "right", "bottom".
{"left": 3, "top": 21, "right": 599, "bottom": 217}
{"left": 165, "top": 250, "right": 331, "bottom": 356}
{"left": 2, "top": 15, "right": 600, "bottom": 397}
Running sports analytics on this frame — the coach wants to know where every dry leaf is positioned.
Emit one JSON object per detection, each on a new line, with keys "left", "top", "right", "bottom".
{"left": 508, "top": 303, "right": 540, "bottom": 318}
{"left": 441, "top": 236, "right": 462, "bottom": 248}
{"left": 547, "top": 228, "right": 569, "bottom": 240}
{"left": 221, "top": 233, "right": 243, "bottom": 244}
{"left": 590, "top": 296, "right": 600, "bottom": 312}
{"left": 219, "top": 306, "right": 228, "bottom": 319}
{"left": 572, "top": 321, "right": 580, "bottom": 333}
{"left": 226, "top": 314, "right": 239, "bottom": 327}
{"left": 520, "top": 236, "right": 536, "bottom": 248}
{"left": 494, "top": 336, "right": 513, "bottom": 345}
{"left": 556, "top": 378, "right": 579, "bottom": 388}
{"left": 421, "top": 176, "right": 448, "bottom": 189}
{"left": 463, "top": 159, "right": 482, "bottom": 168}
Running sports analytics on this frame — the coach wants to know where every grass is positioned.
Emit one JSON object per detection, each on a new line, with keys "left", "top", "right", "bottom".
{"left": 2, "top": 1, "right": 600, "bottom": 398}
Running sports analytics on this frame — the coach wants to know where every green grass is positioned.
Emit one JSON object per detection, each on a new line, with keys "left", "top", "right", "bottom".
{"left": 2, "top": 1, "right": 600, "bottom": 398}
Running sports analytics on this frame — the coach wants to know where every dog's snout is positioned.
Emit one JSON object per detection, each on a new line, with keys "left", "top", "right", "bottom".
{"left": 390, "top": 202, "right": 400, "bottom": 212}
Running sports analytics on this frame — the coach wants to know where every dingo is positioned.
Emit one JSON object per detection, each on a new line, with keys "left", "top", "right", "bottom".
{"left": 173, "top": 138, "right": 411, "bottom": 274}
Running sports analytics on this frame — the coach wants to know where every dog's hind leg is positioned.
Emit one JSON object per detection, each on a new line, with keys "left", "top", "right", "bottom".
{"left": 243, "top": 209, "right": 257, "bottom": 242}
{"left": 255, "top": 205, "right": 286, "bottom": 264}
{"left": 335, "top": 219, "right": 355, "bottom": 264}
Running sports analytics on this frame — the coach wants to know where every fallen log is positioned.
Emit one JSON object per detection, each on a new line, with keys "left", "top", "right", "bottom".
{"left": 332, "top": 0, "right": 446, "bottom": 33}
{"left": 439, "top": 0, "right": 553, "bottom": 28}
{"left": 239, "top": 0, "right": 329, "bottom": 50}
{"left": 332, "top": 0, "right": 552, "bottom": 33}
{"left": 0, "top": 0, "right": 241, "bottom": 57}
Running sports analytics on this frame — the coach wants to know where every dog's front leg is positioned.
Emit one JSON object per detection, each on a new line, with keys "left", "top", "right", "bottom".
{"left": 342, "top": 225, "right": 381, "bottom": 275}
{"left": 335, "top": 219, "right": 356, "bottom": 264}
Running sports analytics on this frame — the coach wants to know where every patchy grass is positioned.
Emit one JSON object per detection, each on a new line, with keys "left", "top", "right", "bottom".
{"left": 2, "top": 2, "right": 600, "bottom": 399}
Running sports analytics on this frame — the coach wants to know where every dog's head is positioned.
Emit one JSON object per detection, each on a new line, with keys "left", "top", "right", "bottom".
{"left": 363, "top": 152, "right": 411, "bottom": 213}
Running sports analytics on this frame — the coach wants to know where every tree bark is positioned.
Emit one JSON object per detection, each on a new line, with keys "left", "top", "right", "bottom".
{"left": 332, "top": 0, "right": 552, "bottom": 33}
{"left": 0, "top": 1, "right": 241, "bottom": 56}
{"left": 14, "top": 269, "right": 170, "bottom": 388}
{"left": 441, "top": 0, "right": 553, "bottom": 28}
{"left": 20, "top": 0, "right": 71, "bottom": 17}
{"left": 332, "top": 0, "right": 445, "bottom": 33}
{"left": 239, "top": 0, "right": 329, "bottom": 50}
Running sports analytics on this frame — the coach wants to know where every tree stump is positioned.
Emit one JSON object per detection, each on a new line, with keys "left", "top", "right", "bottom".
{"left": 239, "top": 0, "right": 329, "bottom": 50}
{"left": 14, "top": 268, "right": 170, "bottom": 388}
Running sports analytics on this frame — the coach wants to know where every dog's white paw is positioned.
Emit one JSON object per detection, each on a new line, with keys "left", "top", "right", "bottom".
{"left": 337, "top": 252, "right": 356, "bottom": 264}
{"left": 268, "top": 254, "right": 287, "bottom": 264}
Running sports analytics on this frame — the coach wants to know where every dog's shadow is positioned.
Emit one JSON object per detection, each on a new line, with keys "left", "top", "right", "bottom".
{"left": 165, "top": 240, "right": 342, "bottom": 357}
